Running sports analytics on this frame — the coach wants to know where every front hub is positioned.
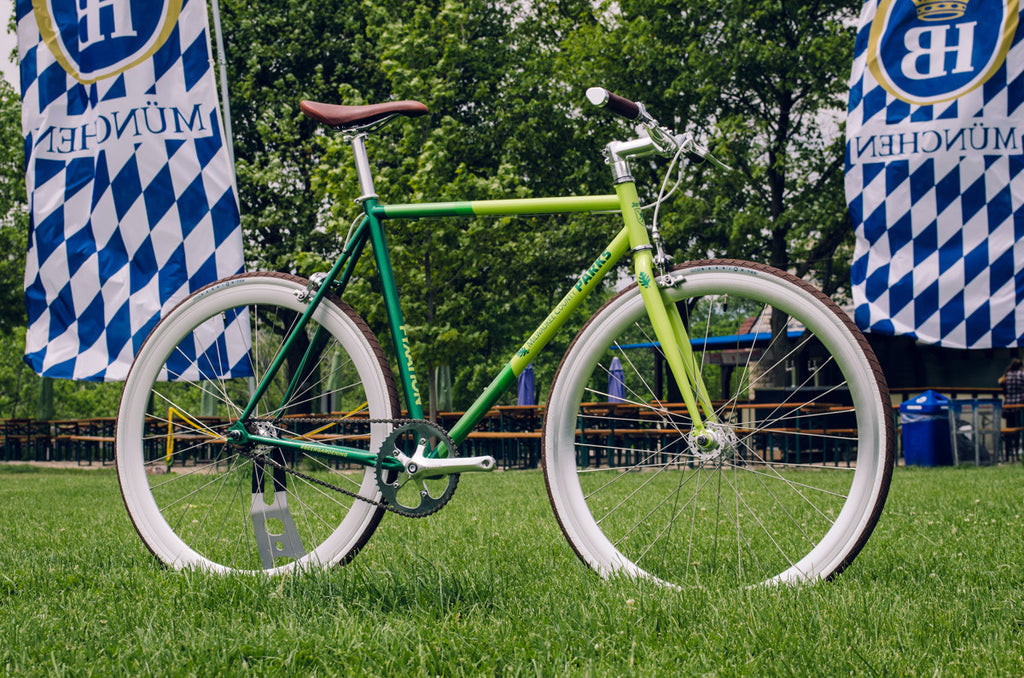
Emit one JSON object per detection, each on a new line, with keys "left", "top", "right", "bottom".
{"left": 688, "top": 423, "right": 740, "bottom": 464}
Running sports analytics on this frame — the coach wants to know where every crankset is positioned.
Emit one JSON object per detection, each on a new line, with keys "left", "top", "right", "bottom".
{"left": 374, "top": 420, "right": 463, "bottom": 516}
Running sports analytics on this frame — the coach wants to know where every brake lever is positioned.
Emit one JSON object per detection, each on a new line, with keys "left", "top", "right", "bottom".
{"left": 636, "top": 118, "right": 678, "bottom": 157}
{"left": 676, "top": 132, "right": 734, "bottom": 172}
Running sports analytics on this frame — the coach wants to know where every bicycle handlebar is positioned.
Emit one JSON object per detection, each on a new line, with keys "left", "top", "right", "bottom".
{"left": 585, "top": 87, "right": 641, "bottom": 121}
{"left": 587, "top": 86, "right": 733, "bottom": 172}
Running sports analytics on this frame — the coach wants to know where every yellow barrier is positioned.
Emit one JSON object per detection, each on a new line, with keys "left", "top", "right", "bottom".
{"left": 163, "top": 402, "right": 370, "bottom": 465}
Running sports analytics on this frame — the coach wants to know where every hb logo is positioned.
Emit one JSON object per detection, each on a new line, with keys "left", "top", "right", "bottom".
{"left": 33, "top": 0, "right": 183, "bottom": 84}
{"left": 79, "top": 0, "right": 140, "bottom": 48}
{"left": 868, "top": 0, "right": 1019, "bottom": 105}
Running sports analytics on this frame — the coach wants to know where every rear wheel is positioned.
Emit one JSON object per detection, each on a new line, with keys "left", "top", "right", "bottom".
{"left": 115, "top": 272, "right": 399, "bottom": 574}
{"left": 543, "top": 260, "right": 894, "bottom": 588}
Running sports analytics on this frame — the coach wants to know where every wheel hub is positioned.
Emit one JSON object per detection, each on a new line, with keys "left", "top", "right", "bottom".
{"left": 251, "top": 421, "right": 279, "bottom": 457}
{"left": 689, "top": 422, "right": 740, "bottom": 464}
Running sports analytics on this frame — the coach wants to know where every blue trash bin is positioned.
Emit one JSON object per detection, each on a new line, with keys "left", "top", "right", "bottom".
{"left": 899, "top": 390, "right": 953, "bottom": 466}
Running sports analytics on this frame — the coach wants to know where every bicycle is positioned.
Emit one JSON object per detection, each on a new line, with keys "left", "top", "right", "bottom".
{"left": 114, "top": 87, "right": 895, "bottom": 588}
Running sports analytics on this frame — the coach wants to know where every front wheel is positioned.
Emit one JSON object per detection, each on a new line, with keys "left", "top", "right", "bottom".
{"left": 543, "top": 260, "right": 894, "bottom": 588}
{"left": 115, "top": 272, "right": 399, "bottom": 574}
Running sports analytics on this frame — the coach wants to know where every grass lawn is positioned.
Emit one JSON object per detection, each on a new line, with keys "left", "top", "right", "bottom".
{"left": 1, "top": 463, "right": 1022, "bottom": 676}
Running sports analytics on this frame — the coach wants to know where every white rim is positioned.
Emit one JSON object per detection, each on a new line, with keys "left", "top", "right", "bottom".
{"left": 545, "top": 264, "right": 890, "bottom": 586}
{"left": 116, "top": 276, "right": 392, "bottom": 574}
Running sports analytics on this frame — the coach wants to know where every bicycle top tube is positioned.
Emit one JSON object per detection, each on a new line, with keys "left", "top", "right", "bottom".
{"left": 373, "top": 195, "right": 622, "bottom": 220}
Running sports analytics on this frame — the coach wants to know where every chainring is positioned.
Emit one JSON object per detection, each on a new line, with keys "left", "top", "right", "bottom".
{"left": 374, "top": 420, "right": 460, "bottom": 517}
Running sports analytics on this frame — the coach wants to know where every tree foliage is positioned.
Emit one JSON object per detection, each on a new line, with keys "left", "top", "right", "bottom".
{"left": 0, "top": 0, "right": 860, "bottom": 416}
{"left": 313, "top": 0, "right": 618, "bottom": 410}
{"left": 220, "top": 0, "right": 859, "bottom": 410}
{"left": 0, "top": 70, "right": 34, "bottom": 418}
{"left": 0, "top": 76, "right": 27, "bottom": 333}
{"left": 218, "top": 0, "right": 389, "bottom": 275}
{"left": 555, "top": 0, "right": 860, "bottom": 296}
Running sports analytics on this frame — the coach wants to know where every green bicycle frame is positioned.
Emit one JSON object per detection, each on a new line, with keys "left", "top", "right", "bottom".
{"left": 233, "top": 180, "right": 716, "bottom": 466}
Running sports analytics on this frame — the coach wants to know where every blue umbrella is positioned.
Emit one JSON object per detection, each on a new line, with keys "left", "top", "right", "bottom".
{"left": 608, "top": 356, "right": 626, "bottom": 402}
{"left": 517, "top": 363, "right": 536, "bottom": 405}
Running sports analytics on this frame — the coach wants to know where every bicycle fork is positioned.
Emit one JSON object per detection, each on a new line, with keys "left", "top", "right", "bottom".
{"left": 614, "top": 182, "right": 720, "bottom": 448}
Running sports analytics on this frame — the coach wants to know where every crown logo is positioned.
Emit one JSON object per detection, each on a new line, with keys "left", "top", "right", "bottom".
{"left": 913, "top": 0, "right": 969, "bottom": 21}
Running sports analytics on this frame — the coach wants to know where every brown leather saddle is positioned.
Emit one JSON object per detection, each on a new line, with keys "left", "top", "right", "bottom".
{"left": 299, "top": 99, "right": 428, "bottom": 130}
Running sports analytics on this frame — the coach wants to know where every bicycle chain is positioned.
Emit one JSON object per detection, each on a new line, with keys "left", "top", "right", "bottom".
{"left": 234, "top": 417, "right": 459, "bottom": 519}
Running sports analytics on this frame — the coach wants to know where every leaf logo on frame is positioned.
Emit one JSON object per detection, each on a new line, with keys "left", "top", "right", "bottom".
{"left": 33, "top": 0, "right": 183, "bottom": 84}
{"left": 867, "top": 0, "right": 1019, "bottom": 105}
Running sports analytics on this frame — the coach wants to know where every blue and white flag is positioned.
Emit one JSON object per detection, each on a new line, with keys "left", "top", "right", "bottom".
{"left": 846, "top": 0, "right": 1024, "bottom": 348}
{"left": 18, "top": 0, "right": 247, "bottom": 380}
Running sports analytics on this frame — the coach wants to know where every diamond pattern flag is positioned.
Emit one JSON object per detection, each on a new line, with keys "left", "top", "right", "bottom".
{"left": 18, "top": 0, "right": 247, "bottom": 380}
{"left": 846, "top": 0, "right": 1024, "bottom": 348}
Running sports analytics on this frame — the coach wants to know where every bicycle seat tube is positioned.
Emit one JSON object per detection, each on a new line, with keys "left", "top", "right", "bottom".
{"left": 351, "top": 131, "right": 426, "bottom": 419}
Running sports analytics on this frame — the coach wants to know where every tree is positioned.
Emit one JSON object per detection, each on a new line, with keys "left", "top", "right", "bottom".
{"left": 555, "top": 0, "right": 859, "bottom": 297}
{"left": 0, "top": 76, "right": 27, "bottom": 333}
{"left": 218, "top": 0, "right": 390, "bottom": 275}
{"left": 215, "top": 0, "right": 862, "bottom": 410}
{"left": 0, "top": 63, "right": 34, "bottom": 418}
{"left": 314, "top": 0, "right": 619, "bottom": 412}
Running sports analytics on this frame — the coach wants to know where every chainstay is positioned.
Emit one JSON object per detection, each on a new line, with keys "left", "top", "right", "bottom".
{"left": 235, "top": 417, "right": 458, "bottom": 518}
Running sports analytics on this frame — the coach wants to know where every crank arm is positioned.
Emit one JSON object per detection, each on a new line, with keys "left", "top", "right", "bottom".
{"left": 395, "top": 450, "right": 497, "bottom": 479}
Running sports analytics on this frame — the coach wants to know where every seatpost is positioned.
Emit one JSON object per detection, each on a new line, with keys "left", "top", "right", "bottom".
{"left": 348, "top": 132, "right": 378, "bottom": 203}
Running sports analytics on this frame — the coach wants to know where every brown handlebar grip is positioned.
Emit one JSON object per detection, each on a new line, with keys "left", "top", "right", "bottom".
{"left": 585, "top": 87, "right": 641, "bottom": 120}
